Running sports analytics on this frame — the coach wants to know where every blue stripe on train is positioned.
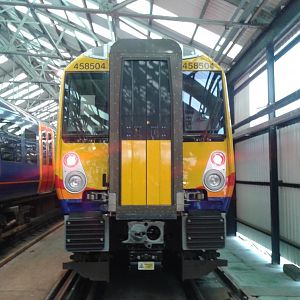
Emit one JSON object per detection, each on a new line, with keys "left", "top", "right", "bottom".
{"left": 60, "top": 200, "right": 107, "bottom": 214}
{"left": 187, "top": 197, "right": 231, "bottom": 212}
{"left": 60, "top": 197, "right": 231, "bottom": 214}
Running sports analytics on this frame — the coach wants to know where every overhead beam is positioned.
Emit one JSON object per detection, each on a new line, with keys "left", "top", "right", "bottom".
{"left": 0, "top": 49, "right": 65, "bottom": 59}
{"left": 0, "top": 1, "right": 265, "bottom": 28}
{"left": 227, "top": 0, "right": 300, "bottom": 84}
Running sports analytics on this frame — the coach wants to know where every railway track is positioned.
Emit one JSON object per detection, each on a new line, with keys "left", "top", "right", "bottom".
{"left": 46, "top": 270, "right": 106, "bottom": 300}
{"left": 46, "top": 266, "right": 253, "bottom": 300}
{"left": 0, "top": 219, "right": 63, "bottom": 268}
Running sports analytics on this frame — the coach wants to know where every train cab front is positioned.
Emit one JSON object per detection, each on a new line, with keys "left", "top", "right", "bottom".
{"left": 55, "top": 40, "right": 233, "bottom": 282}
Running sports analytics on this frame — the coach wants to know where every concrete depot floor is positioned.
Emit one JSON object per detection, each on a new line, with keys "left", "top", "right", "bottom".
{"left": 0, "top": 226, "right": 68, "bottom": 300}
{"left": 0, "top": 227, "right": 299, "bottom": 299}
{"left": 220, "top": 237, "right": 300, "bottom": 299}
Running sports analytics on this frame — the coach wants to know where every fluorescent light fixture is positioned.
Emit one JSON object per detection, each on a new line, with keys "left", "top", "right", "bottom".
{"left": 0, "top": 55, "right": 8, "bottom": 64}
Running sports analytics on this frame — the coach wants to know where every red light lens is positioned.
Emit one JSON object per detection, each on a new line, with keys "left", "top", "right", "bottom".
{"left": 63, "top": 152, "right": 79, "bottom": 168}
{"left": 211, "top": 152, "right": 225, "bottom": 166}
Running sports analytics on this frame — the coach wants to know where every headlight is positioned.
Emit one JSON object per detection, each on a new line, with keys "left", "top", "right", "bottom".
{"left": 64, "top": 171, "right": 87, "bottom": 193}
{"left": 203, "top": 169, "right": 225, "bottom": 192}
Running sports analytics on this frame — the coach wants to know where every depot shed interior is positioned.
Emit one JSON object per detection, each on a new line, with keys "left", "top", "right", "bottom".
{"left": 0, "top": 0, "right": 299, "bottom": 268}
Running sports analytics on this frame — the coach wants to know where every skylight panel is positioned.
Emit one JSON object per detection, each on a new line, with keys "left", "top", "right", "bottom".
{"left": 15, "top": 100, "right": 25, "bottom": 105}
{"left": 150, "top": 32, "right": 163, "bottom": 39}
{"left": 0, "top": 82, "right": 10, "bottom": 91}
{"left": 75, "top": 31, "right": 97, "bottom": 46}
{"left": 152, "top": 4, "right": 196, "bottom": 38}
{"left": 10, "top": 85, "right": 39, "bottom": 100}
{"left": 8, "top": 23, "right": 17, "bottom": 32}
{"left": 0, "top": 82, "right": 30, "bottom": 98}
{"left": 20, "top": 30, "right": 34, "bottom": 40}
{"left": 227, "top": 44, "right": 242, "bottom": 59}
{"left": 0, "top": 55, "right": 8, "bottom": 64}
{"left": 92, "top": 23, "right": 112, "bottom": 39}
{"left": 48, "top": 9, "right": 67, "bottom": 20}
{"left": 120, "top": 18, "right": 147, "bottom": 35}
{"left": 194, "top": 27, "right": 225, "bottom": 49}
{"left": 37, "top": 13, "right": 52, "bottom": 24}
{"left": 12, "top": 73, "right": 27, "bottom": 81}
{"left": 25, "top": 89, "right": 44, "bottom": 99}
{"left": 36, "top": 111, "right": 49, "bottom": 119}
{"left": 15, "top": 6, "right": 30, "bottom": 14}
{"left": 49, "top": 106, "right": 58, "bottom": 112}
{"left": 127, "top": 0, "right": 150, "bottom": 14}
{"left": 120, "top": 21, "right": 147, "bottom": 39}
{"left": 38, "top": 39, "right": 55, "bottom": 50}
{"left": 28, "top": 100, "right": 50, "bottom": 112}
{"left": 65, "top": 0, "right": 84, "bottom": 7}
{"left": 86, "top": 0, "right": 98, "bottom": 9}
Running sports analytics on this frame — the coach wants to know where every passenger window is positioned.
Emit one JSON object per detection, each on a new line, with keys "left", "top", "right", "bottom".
{"left": 25, "top": 129, "right": 37, "bottom": 164}
{"left": 48, "top": 132, "right": 53, "bottom": 165}
{"left": 0, "top": 118, "right": 22, "bottom": 162}
{"left": 42, "top": 131, "right": 47, "bottom": 165}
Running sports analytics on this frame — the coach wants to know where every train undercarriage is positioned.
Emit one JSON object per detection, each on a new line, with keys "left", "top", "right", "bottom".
{"left": 63, "top": 210, "right": 227, "bottom": 282}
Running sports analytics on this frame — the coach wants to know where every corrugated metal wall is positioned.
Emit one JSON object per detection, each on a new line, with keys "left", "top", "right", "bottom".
{"left": 234, "top": 113, "right": 300, "bottom": 266}
{"left": 278, "top": 123, "right": 300, "bottom": 265}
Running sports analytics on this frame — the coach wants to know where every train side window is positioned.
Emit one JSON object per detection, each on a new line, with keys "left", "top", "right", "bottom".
{"left": 0, "top": 118, "right": 22, "bottom": 162}
{"left": 25, "top": 129, "right": 37, "bottom": 164}
{"left": 42, "top": 131, "right": 47, "bottom": 165}
{"left": 48, "top": 132, "right": 53, "bottom": 165}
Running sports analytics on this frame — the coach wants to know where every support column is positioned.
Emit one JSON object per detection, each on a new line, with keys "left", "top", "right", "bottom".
{"left": 267, "top": 43, "right": 280, "bottom": 264}
{"left": 226, "top": 83, "right": 237, "bottom": 236}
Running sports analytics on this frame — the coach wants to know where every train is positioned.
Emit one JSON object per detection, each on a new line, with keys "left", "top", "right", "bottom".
{"left": 0, "top": 97, "right": 55, "bottom": 237}
{"left": 55, "top": 39, "right": 235, "bottom": 281}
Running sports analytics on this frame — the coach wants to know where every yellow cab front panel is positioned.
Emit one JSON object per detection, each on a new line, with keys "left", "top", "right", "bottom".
{"left": 55, "top": 55, "right": 109, "bottom": 203}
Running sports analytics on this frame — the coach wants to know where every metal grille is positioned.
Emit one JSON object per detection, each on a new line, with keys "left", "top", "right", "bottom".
{"left": 185, "top": 213, "right": 225, "bottom": 250}
{"left": 66, "top": 216, "right": 105, "bottom": 252}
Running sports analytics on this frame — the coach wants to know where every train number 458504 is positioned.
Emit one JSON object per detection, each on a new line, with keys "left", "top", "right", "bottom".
{"left": 73, "top": 62, "right": 107, "bottom": 70}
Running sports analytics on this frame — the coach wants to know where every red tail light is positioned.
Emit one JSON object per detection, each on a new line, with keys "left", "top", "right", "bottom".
{"left": 211, "top": 152, "right": 225, "bottom": 166}
{"left": 63, "top": 152, "right": 79, "bottom": 168}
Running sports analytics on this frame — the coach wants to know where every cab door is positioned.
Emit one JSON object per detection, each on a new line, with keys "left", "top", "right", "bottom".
{"left": 120, "top": 60, "right": 172, "bottom": 206}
